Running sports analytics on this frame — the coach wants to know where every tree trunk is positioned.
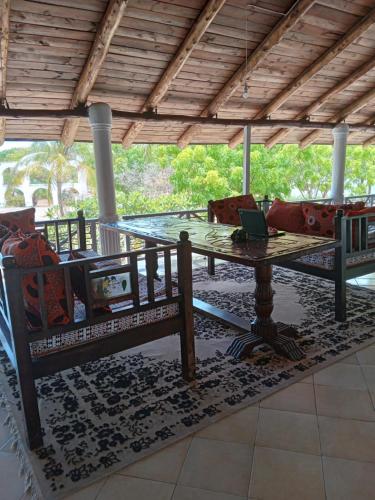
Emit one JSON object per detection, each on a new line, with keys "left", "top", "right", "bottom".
{"left": 57, "top": 181, "right": 64, "bottom": 217}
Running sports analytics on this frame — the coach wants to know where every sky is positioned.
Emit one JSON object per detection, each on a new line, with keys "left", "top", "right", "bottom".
{"left": 0, "top": 141, "right": 32, "bottom": 151}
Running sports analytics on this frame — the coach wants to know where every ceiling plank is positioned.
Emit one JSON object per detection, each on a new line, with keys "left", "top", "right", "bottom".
{"left": 121, "top": 0, "right": 226, "bottom": 148}
{"left": 228, "top": 4, "right": 375, "bottom": 148}
{"left": 299, "top": 87, "right": 375, "bottom": 148}
{"left": 0, "top": 0, "right": 10, "bottom": 145}
{"left": 264, "top": 56, "right": 375, "bottom": 148}
{"left": 61, "top": 0, "right": 128, "bottom": 146}
{"left": 176, "top": 0, "right": 316, "bottom": 148}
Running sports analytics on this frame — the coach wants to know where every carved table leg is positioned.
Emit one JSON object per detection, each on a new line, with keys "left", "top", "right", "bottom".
{"left": 227, "top": 265, "right": 305, "bottom": 361}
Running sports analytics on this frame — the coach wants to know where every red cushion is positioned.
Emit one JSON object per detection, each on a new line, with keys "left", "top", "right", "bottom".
{"left": 2, "top": 232, "right": 70, "bottom": 330}
{"left": 265, "top": 199, "right": 305, "bottom": 233}
{"left": 347, "top": 207, "right": 375, "bottom": 220}
{"left": 209, "top": 195, "right": 258, "bottom": 225}
{"left": 302, "top": 203, "right": 339, "bottom": 237}
{"left": 0, "top": 207, "right": 35, "bottom": 233}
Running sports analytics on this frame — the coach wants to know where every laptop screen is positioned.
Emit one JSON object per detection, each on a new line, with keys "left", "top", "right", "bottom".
{"left": 238, "top": 209, "right": 268, "bottom": 237}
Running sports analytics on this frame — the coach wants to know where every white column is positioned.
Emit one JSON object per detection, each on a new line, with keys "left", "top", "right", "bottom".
{"left": 243, "top": 126, "right": 251, "bottom": 195}
{"left": 331, "top": 123, "right": 349, "bottom": 204}
{"left": 88, "top": 102, "right": 121, "bottom": 255}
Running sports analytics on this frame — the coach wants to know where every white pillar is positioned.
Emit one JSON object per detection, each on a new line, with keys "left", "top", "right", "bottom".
{"left": 331, "top": 123, "right": 349, "bottom": 204}
{"left": 243, "top": 126, "right": 251, "bottom": 195}
{"left": 88, "top": 102, "right": 121, "bottom": 255}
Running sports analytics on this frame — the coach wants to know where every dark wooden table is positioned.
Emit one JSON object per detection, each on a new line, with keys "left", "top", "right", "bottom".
{"left": 105, "top": 217, "right": 340, "bottom": 361}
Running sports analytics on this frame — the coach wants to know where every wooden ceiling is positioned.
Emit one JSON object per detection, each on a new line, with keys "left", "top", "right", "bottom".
{"left": 3, "top": 0, "right": 375, "bottom": 147}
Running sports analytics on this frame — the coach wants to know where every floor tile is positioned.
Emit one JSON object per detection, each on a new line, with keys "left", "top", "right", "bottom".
{"left": 172, "top": 485, "right": 246, "bottom": 500}
{"left": 319, "top": 415, "right": 375, "bottom": 463}
{"left": 64, "top": 479, "right": 106, "bottom": 500}
{"left": 249, "top": 447, "right": 325, "bottom": 500}
{"left": 361, "top": 365, "right": 375, "bottom": 392}
{"left": 323, "top": 456, "right": 375, "bottom": 500}
{"left": 299, "top": 375, "right": 313, "bottom": 384}
{"left": 260, "top": 382, "right": 316, "bottom": 414}
{"left": 96, "top": 475, "right": 174, "bottom": 500}
{"left": 338, "top": 353, "right": 359, "bottom": 365}
{"left": 313, "top": 363, "right": 367, "bottom": 390}
{"left": 356, "top": 345, "right": 375, "bottom": 366}
{"left": 120, "top": 437, "right": 191, "bottom": 483}
{"left": 195, "top": 406, "right": 258, "bottom": 444}
{"left": 315, "top": 385, "right": 375, "bottom": 421}
{"left": 0, "top": 408, "right": 12, "bottom": 448}
{"left": 256, "top": 408, "right": 320, "bottom": 455}
{"left": 0, "top": 451, "right": 28, "bottom": 500}
{"left": 178, "top": 437, "right": 252, "bottom": 497}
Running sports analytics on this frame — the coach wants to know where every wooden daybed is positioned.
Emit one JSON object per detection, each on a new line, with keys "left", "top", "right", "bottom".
{"left": 208, "top": 196, "right": 375, "bottom": 322}
{"left": 0, "top": 211, "right": 195, "bottom": 450}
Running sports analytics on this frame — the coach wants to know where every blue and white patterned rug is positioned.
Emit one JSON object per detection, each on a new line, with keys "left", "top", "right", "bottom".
{"left": 1, "top": 263, "right": 375, "bottom": 499}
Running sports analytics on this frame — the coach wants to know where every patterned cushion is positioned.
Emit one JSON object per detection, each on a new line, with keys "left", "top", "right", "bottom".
{"left": 0, "top": 224, "right": 11, "bottom": 251}
{"left": 0, "top": 207, "right": 35, "bottom": 233}
{"left": 296, "top": 248, "right": 375, "bottom": 270}
{"left": 301, "top": 202, "right": 365, "bottom": 238}
{"left": 1, "top": 232, "right": 70, "bottom": 329}
{"left": 266, "top": 199, "right": 305, "bottom": 233}
{"left": 209, "top": 195, "right": 258, "bottom": 225}
{"left": 29, "top": 302, "right": 179, "bottom": 358}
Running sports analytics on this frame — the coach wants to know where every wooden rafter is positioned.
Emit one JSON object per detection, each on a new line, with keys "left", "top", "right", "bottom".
{"left": 265, "top": 56, "right": 375, "bottom": 148}
{"left": 363, "top": 133, "right": 375, "bottom": 147}
{"left": 61, "top": 0, "right": 128, "bottom": 146}
{"left": 228, "top": 5, "right": 375, "bottom": 149}
{"left": 176, "top": 0, "right": 316, "bottom": 149}
{"left": 299, "top": 87, "right": 375, "bottom": 148}
{"left": 0, "top": 0, "right": 10, "bottom": 146}
{"left": 121, "top": 0, "right": 226, "bottom": 148}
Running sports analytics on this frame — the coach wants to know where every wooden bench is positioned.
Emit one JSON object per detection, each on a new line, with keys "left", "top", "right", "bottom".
{"left": 0, "top": 213, "right": 195, "bottom": 450}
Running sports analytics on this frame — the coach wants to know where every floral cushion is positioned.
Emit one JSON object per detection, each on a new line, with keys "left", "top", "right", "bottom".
{"left": 301, "top": 202, "right": 366, "bottom": 238}
{"left": 266, "top": 198, "right": 305, "bottom": 233}
{"left": 209, "top": 194, "right": 258, "bottom": 225}
{"left": 1, "top": 232, "right": 70, "bottom": 330}
{"left": 0, "top": 207, "right": 35, "bottom": 233}
{"left": 0, "top": 224, "right": 11, "bottom": 251}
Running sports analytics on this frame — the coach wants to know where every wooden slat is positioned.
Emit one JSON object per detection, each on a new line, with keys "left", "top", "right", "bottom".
{"left": 61, "top": 0, "right": 128, "bottom": 146}
{"left": 265, "top": 55, "right": 375, "bottom": 148}
{"left": 36, "top": 271, "right": 48, "bottom": 332}
{"left": 121, "top": 0, "right": 226, "bottom": 148}
{"left": 228, "top": 4, "right": 375, "bottom": 148}
{"left": 176, "top": 0, "right": 316, "bottom": 148}
{"left": 300, "top": 86, "right": 375, "bottom": 148}
{"left": 164, "top": 249, "right": 172, "bottom": 298}
{"left": 63, "top": 267, "right": 74, "bottom": 321}
{"left": 0, "top": 0, "right": 10, "bottom": 145}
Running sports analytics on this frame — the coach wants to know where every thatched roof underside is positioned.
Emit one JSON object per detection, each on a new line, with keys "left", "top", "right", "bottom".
{"left": 3, "top": 0, "right": 375, "bottom": 147}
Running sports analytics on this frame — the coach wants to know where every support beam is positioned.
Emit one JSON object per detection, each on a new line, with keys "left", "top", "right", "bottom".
{"left": 0, "top": 0, "right": 10, "bottom": 146}
{"left": 243, "top": 126, "right": 251, "bottom": 194}
{"left": 265, "top": 56, "right": 375, "bottom": 148}
{"left": 88, "top": 103, "right": 120, "bottom": 255}
{"left": 122, "top": 0, "right": 226, "bottom": 148}
{"left": 177, "top": 0, "right": 316, "bottom": 148}
{"left": 300, "top": 86, "right": 375, "bottom": 148}
{"left": 228, "top": 5, "right": 375, "bottom": 148}
{"left": 363, "top": 133, "right": 375, "bottom": 147}
{"left": 331, "top": 124, "right": 349, "bottom": 204}
{"left": 61, "top": 0, "right": 128, "bottom": 147}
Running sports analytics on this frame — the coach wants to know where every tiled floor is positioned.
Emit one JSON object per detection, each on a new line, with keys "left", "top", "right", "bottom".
{"left": 1, "top": 273, "right": 375, "bottom": 500}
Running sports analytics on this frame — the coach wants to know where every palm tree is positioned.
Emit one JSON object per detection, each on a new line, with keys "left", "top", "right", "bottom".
{"left": 15, "top": 142, "right": 95, "bottom": 217}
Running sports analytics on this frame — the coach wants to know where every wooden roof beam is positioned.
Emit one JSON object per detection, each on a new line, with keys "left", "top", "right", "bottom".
{"left": 177, "top": 0, "right": 316, "bottom": 149}
{"left": 265, "top": 56, "right": 375, "bottom": 148}
{"left": 228, "top": 4, "right": 375, "bottom": 149}
{"left": 0, "top": 0, "right": 10, "bottom": 146}
{"left": 121, "top": 0, "right": 226, "bottom": 149}
{"left": 299, "top": 86, "right": 375, "bottom": 148}
{"left": 363, "top": 134, "right": 375, "bottom": 147}
{"left": 61, "top": 0, "right": 128, "bottom": 147}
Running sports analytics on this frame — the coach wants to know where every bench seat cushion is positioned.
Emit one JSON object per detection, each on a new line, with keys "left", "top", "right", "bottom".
{"left": 296, "top": 248, "right": 375, "bottom": 270}
{"left": 29, "top": 301, "right": 179, "bottom": 359}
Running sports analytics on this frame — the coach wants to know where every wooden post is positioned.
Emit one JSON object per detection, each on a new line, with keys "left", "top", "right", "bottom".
{"left": 177, "top": 231, "right": 195, "bottom": 381}
{"left": 2, "top": 257, "right": 43, "bottom": 449}
{"left": 334, "top": 209, "right": 346, "bottom": 322}
{"left": 207, "top": 201, "right": 215, "bottom": 276}
{"left": 77, "top": 209, "right": 87, "bottom": 251}
{"left": 243, "top": 126, "right": 251, "bottom": 195}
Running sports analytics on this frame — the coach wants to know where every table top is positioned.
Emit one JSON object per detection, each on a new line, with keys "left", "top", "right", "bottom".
{"left": 106, "top": 216, "right": 340, "bottom": 266}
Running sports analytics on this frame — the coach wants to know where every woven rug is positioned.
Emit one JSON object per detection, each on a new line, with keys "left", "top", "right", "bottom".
{"left": 1, "top": 263, "right": 375, "bottom": 499}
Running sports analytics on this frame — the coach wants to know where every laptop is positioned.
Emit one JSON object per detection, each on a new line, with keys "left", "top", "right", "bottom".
{"left": 238, "top": 209, "right": 285, "bottom": 239}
